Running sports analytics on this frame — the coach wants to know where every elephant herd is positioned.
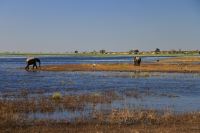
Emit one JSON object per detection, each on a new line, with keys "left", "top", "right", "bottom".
{"left": 25, "top": 56, "right": 141, "bottom": 70}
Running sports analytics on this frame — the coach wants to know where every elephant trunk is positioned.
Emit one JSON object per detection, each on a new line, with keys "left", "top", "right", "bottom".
{"left": 38, "top": 60, "right": 41, "bottom": 67}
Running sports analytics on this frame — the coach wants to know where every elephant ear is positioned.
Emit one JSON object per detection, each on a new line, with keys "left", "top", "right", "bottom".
{"left": 26, "top": 57, "right": 35, "bottom": 62}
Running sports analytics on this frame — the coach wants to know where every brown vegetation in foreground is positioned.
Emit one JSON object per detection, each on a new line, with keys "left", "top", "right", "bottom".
{"left": 2, "top": 123, "right": 200, "bottom": 133}
{"left": 1, "top": 107, "right": 200, "bottom": 133}
{"left": 1, "top": 101, "right": 200, "bottom": 133}
{"left": 0, "top": 91, "right": 121, "bottom": 113}
{"left": 0, "top": 90, "right": 200, "bottom": 133}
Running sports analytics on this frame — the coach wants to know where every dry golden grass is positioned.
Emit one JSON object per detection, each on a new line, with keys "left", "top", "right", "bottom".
{"left": 39, "top": 62, "right": 200, "bottom": 73}
{"left": 1, "top": 89, "right": 200, "bottom": 132}
{"left": 160, "top": 56, "right": 200, "bottom": 63}
{"left": 2, "top": 123, "right": 200, "bottom": 133}
{"left": 0, "top": 97, "right": 200, "bottom": 132}
{"left": 1, "top": 109, "right": 200, "bottom": 133}
{"left": 31, "top": 56, "right": 200, "bottom": 73}
{"left": 0, "top": 90, "right": 121, "bottom": 113}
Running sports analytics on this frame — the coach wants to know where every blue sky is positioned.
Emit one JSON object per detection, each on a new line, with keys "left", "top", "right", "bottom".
{"left": 0, "top": 0, "right": 199, "bottom": 52}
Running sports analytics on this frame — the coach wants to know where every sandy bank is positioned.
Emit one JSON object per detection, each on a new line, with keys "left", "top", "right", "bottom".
{"left": 23, "top": 57, "right": 198, "bottom": 73}
{"left": 38, "top": 63, "right": 200, "bottom": 73}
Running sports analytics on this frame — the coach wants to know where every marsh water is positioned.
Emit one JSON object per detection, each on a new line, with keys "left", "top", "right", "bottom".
{"left": 0, "top": 56, "right": 200, "bottom": 120}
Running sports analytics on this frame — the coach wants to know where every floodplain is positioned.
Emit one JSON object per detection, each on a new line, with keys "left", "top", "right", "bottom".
{"left": 0, "top": 56, "right": 200, "bottom": 132}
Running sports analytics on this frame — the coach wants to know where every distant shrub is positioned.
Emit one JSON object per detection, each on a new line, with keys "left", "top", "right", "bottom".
{"left": 99, "top": 49, "right": 106, "bottom": 54}
{"left": 129, "top": 49, "right": 139, "bottom": 54}
{"left": 52, "top": 92, "right": 62, "bottom": 101}
{"left": 155, "top": 48, "right": 160, "bottom": 54}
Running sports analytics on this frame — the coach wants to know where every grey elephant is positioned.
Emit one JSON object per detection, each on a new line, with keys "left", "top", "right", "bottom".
{"left": 133, "top": 56, "right": 141, "bottom": 66}
{"left": 25, "top": 57, "right": 41, "bottom": 70}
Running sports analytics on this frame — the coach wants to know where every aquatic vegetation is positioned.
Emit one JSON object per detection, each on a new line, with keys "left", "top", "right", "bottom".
{"left": 0, "top": 90, "right": 200, "bottom": 132}
{"left": 124, "top": 90, "right": 142, "bottom": 99}
{"left": 1, "top": 94, "right": 200, "bottom": 129}
{"left": 52, "top": 92, "right": 62, "bottom": 101}
{"left": 1, "top": 56, "right": 200, "bottom": 132}
{"left": 160, "top": 93, "right": 179, "bottom": 98}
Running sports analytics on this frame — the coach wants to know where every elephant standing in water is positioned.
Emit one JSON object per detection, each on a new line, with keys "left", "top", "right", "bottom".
{"left": 25, "top": 57, "right": 41, "bottom": 70}
{"left": 133, "top": 56, "right": 141, "bottom": 66}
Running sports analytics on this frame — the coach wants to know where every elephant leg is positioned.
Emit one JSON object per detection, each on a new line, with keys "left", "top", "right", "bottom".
{"left": 33, "top": 63, "right": 37, "bottom": 69}
{"left": 25, "top": 64, "right": 29, "bottom": 70}
{"left": 135, "top": 61, "right": 139, "bottom": 66}
{"left": 134, "top": 61, "right": 138, "bottom": 66}
{"left": 33, "top": 64, "right": 35, "bottom": 69}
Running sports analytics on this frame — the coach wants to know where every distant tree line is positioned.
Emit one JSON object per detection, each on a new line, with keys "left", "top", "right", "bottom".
{"left": 71, "top": 48, "right": 200, "bottom": 55}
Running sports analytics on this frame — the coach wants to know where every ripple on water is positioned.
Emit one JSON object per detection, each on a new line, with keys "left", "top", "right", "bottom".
{"left": 0, "top": 56, "right": 200, "bottom": 118}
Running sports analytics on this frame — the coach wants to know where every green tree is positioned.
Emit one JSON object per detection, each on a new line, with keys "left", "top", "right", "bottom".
{"left": 99, "top": 49, "right": 106, "bottom": 54}
{"left": 155, "top": 48, "right": 160, "bottom": 54}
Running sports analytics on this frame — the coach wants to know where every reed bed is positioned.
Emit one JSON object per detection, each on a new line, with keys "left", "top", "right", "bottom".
{"left": 0, "top": 90, "right": 200, "bottom": 132}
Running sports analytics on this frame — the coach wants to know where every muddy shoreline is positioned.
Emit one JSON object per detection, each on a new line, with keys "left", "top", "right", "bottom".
{"left": 30, "top": 57, "right": 200, "bottom": 73}
{"left": 36, "top": 63, "right": 200, "bottom": 73}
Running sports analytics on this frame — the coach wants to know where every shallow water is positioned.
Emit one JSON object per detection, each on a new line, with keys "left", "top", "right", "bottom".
{"left": 0, "top": 56, "right": 200, "bottom": 117}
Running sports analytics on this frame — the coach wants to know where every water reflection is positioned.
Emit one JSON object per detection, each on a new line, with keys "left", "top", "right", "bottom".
{"left": 0, "top": 56, "right": 200, "bottom": 118}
